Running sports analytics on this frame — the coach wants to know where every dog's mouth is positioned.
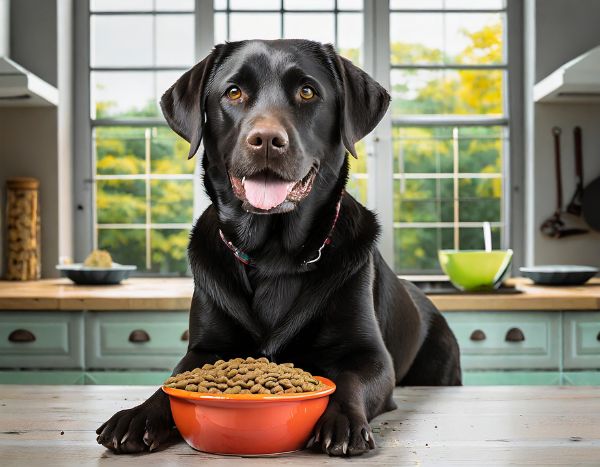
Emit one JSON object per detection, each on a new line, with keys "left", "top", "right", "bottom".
{"left": 229, "top": 166, "right": 318, "bottom": 213}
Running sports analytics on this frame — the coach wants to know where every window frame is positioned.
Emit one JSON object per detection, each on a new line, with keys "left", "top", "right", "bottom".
{"left": 73, "top": 0, "right": 524, "bottom": 274}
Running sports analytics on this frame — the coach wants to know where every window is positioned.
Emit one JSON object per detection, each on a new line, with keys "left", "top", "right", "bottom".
{"left": 80, "top": 0, "right": 514, "bottom": 275}
{"left": 389, "top": 0, "right": 508, "bottom": 273}
{"left": 89, "top": 0, "right": 196, "bottom": 274}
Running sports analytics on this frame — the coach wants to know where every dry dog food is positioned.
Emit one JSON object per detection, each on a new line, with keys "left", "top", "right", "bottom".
{"left": 164, "top": 357, "right": 324, "bottom": 395}
{"left": 83, "top": 249, "right": 113, "bottom": 268}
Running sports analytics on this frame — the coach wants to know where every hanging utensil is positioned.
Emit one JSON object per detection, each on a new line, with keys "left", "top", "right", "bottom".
{"left": 582, "top": 176, "right": 600, "bottom": 232}
{"left": 540, "top": 127, "right": 588, "bottom": 238}
{"left": 566, "top": 126, "right": 585, "bottom": 216}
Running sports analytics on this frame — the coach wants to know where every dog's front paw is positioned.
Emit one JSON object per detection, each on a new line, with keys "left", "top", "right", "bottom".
{"left": 308, "top": 403, "right": 375, "bottom": 457}
{"left": 96, "top": 400, "right": 172, "bottom": 454}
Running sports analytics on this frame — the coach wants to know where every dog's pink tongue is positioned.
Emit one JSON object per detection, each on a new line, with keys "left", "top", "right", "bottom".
{"left": 243, "top": 173, "right": 294, "bottom": 210}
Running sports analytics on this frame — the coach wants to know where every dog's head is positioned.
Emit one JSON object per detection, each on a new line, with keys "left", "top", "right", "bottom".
{"left": 161, "top": 39, "right": 389, "bottom": 215}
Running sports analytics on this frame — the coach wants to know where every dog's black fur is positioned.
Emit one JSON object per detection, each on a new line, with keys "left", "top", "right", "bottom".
{"left": 96, "top": 39, "right": 461, "bottom": 457}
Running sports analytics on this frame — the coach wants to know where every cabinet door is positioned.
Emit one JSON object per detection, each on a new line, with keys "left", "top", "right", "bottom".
{"left": 0, "top": 312, "right": 84, "bottom": 369}
{"left": 86, "top": 311, "right": 189, "bottom": 370}
{"left": 563, "top": 312, "right": 600, "bottom": 370}
{"left": 443, "top": 311, "right": 561, "bottom": 370}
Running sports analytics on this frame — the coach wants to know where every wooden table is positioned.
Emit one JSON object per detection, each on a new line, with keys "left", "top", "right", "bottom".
{"left": 0, "top": 277, "right": 599, "bottom": 311}
{"left": 1, "top": 385, "right": 599, "bottom": 466}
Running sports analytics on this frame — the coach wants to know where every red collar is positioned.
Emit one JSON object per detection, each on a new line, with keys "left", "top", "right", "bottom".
{"left": 219, "top": 195, "right": 343, "bottom": 268}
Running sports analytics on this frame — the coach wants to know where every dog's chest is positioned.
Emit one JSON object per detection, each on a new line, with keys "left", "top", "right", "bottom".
{"left": 248, "top": 274, "right": 302, "bottom": 330}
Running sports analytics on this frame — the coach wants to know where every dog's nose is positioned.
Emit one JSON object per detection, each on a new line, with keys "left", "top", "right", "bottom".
{"left": 245, "top": 123, "right": 288, "bottom": 154}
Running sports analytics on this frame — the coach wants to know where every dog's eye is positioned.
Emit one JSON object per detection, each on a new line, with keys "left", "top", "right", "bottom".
{"left": 226, "top": 86, "right": 242, "bottom": 100}
{"left": 299, "top": 86, "right": 315, "bottom": 100}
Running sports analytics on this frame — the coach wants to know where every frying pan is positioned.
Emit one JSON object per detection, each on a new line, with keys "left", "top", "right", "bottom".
{"left": 582, "top": 176, "right": 600, "bottom": 231}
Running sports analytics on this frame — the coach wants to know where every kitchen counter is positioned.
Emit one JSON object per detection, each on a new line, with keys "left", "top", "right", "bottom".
{"left": 0, "top": 277, "right": 598, "bottom": 311}
{"left": 1, "top": 385, "right": 599, "bottom": 466}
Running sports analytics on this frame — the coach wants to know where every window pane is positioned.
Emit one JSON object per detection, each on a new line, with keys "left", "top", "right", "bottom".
{"left": 446, "top": 0, "right": 505, "bottom": 9}
{"left": 390, "top": 0, "right": 504, "bottom": 9}
{"left": 445, "top": 13, "right": 504, "bottom": 64}
{"left": 155, "top": 0, "right": 194, "bottom": 11}
{"left": 337, "top": 13, "right": 362, "bottom": 65}
{"left": 230, "top": 0, "right": 280, "bottom": 9}
{"left": 284, "top": 0, "right": 334, "bottom": 9}
{"left": 98, "top": 229, "right": 146, "bottom": 270}
{"left": 91, "top": 15, "right": 153, "bottom": 67}
{"left": 91, "top": 0, "right": 152, "bottom": 12}
{"left": 229, "top": 13, "right": 281, "bottom": 41}
{"left": 156, "top": 15, "right": 195, "bottom": 66}
{"left": 458, "top": 178, "right": 501, "bottom": 222}
{"left": 459, "top": 226, "right": 501, "bottom": 250}
{"left": 394, "top": 227, "right": 453, "bottom": 272}
{"left": 338, "top": 0, "right": 363, "bottom": 10}
{"left": 150, "top": 180, "right": 193, "bottom": 224}
{"left": 91, "top": 0, "right": 194, "bottom": 11}
{"left": 214, "top": 0, "right": 227, "bottom": 10}
{"left": 215, "top": 12, "right": 227, "bottom": 43}
{"left": 457, "top": 126, "right": 504, "bottom": 173}
{"left": 151, "top": 229, "right": 190, "bottom": 274}
{"left": 95, "top": 127, "right": 146, "bottom": 175}
{"left": 390, "top": 13, "right": 444, "bottom": 65}
{"left": 391, "top": 12, "right": 504, "bottom": 65}
{"left": 390, "top": 69, "right": 504, "bottom": 116}
{"left": 346, "top": 141, "right": 367, "bottom": 205}
{"left": 150, "top": 127, "right": 194, "bottom": 174}
{"left": 394, "top": 127, "right": 453, "bottom": 173}
{"left": 394, "top": 179, "right": 441, "bottom": 223}
{"left": 97, "top": 180, "right": 146, "bottom": 224}
{"left": 283, "top": 13, "right": 335, "bottom": 43}
{"left": 91, "top": 71, "right": 180, "bottom": 119}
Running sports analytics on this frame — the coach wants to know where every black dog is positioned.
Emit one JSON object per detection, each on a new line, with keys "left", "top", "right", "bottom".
{"left": 96, "top": 39, "right": 461, "bottom": 457}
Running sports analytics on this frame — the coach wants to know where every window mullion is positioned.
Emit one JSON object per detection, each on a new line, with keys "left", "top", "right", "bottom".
{"left": 364, "top": 0, "right": 395, "bottom": 268}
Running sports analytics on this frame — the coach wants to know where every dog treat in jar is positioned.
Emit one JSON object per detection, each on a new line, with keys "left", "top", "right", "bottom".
{"left": 164, "top": 357, "right": 325, "bottom": 395}
{"left": 5, "top": 178, "right": 41, "bottom": 280}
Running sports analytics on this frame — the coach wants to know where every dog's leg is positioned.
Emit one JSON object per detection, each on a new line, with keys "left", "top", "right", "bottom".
{"left": 96, "top": 349, "right": 220, "bottom": 454}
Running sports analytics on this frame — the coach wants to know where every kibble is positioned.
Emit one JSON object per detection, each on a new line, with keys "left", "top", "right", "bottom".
{"left": 164, "top": 357, "right": 324, "bottom": 395}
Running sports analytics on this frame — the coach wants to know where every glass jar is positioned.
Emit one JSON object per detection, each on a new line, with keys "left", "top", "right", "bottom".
{"left": 5, "top": 177, "right": 41, "bottom": 280}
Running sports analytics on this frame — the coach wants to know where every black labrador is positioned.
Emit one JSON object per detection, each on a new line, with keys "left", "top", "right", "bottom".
{"left": 96, "top": 39, "right": 461, "bottom": 457}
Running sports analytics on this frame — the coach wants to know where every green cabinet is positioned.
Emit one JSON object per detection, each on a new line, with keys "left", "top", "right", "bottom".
{"left": 86, "top": 311, "right": 189, "bottom": 370}
{"left": 0, "top": 308, "right": 599, "bottom": 385}
{"left": 563, "top": 312, "right": 600, "bottom": 370}
{"left": 0, "top": 312, "right": 84, "bottom": 369}
{"left": 444, "top": 311, "right": 561, "bottom": 370}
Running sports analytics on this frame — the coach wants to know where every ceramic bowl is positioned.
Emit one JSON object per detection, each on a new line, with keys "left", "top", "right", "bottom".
{"left": 520, "top": 265, "right": 598, "bottom": 285}
{"left": 56, "top": 263, "right": 136, "bottom": 285}
{"left": 438, "top": 249, "right": 513, "bottom": 291}
{"left": 162, "top": 376, "right": 335, "bottom": 455}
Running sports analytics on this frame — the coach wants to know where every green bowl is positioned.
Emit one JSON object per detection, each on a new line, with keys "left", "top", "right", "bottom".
{"left": 438, "top": 249, "right": 513, "bottom": 291}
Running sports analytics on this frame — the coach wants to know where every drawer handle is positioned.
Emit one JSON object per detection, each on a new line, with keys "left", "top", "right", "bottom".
{"left": 181, "top": 330, "right": 189, "bottom": 341}
{"left": 8, "top": 329, "right": 36, "bottom": 343}
{"left": 505, "top": 327, "right": 525, "bottom": 342}
{"left": 470, "top": 329, "right": 486, "bottom": 341}
{"left": 129, "top": 329, "right": 150, "bottom": 343}
{"left": 597, "top": 331, "right": 600, "bottom": 342}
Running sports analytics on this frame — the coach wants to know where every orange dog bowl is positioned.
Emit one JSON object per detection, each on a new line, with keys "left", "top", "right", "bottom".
{"left": 163, "top": 376, "right": 335, "bottom": 455}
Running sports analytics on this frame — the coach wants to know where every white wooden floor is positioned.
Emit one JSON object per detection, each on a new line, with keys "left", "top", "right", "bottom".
{"left": 1, "top": 385, "right": 599, "bottom": 466}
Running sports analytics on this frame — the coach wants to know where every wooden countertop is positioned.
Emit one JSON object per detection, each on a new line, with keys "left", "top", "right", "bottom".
{"left": 1, "top": 385, "right": 599, "bottom": 466}
{"left": 0, "top": 277, "right": 599, "bottom": 311}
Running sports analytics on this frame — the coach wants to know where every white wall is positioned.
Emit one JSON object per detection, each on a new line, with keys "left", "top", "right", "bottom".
{"left": 527, "top": 0, "right": 600, "bottom": 268}
{"left": 0, "top": 0, "right": 71, "bottom": 278}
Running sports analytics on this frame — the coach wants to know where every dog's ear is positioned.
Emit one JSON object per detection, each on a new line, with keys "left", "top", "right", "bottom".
{"left": 333, "top": 53, "right": 391, "bottom": 158}
{"left": 160, "top": 49, "right": 217, "bottom": 159}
